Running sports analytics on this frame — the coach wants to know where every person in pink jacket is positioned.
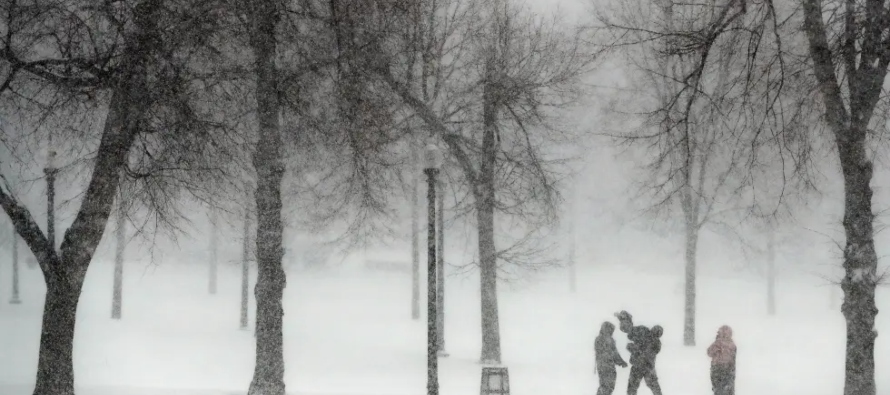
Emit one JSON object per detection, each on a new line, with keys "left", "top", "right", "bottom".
{"left": 707, "top": 325, "right": 736, "bottom": 395}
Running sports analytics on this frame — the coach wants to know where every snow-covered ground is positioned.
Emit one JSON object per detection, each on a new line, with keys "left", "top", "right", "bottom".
{"left": 1, "top": 257, "right": 888, "bottom": 395}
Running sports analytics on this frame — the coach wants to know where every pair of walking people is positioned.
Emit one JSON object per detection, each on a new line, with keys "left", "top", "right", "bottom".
{"left": 594, "top": 311, "right": 736, "bottom": 395}
{"left": 594, "top": 311, "right": 663, "bottom": 395}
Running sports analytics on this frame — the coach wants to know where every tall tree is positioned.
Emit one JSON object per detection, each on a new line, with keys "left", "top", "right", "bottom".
{"left": 370, "top": 0, "right": 594, "bottom": 363}
{"left": 599, "top": 0, "right": 890, "bottom": 391}
{"left": 0, "top": 3, "right": 163, "bottom": 393}
{"left": 598, "top": 0, "right": 817, "bottom": 346}
{"left": 244, "top": 0, "right": 286, "bottom": 393}
{"left": 0, "top": 1, "right": 235, "bottom": 392}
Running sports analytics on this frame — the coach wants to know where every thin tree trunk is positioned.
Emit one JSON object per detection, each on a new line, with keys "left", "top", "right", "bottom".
{"left": 682, "top": 216, "right": 699, "bottom": 346}
{"left": 568, "top": 234, "right": 576, "bottom": 294}
{"left": 209, "top": 209, "right": 218, "bottom": 295}
{"left": 10, "top": 228, "right": 20, "bottom": 304}
{"left": 436, "top": 179, "right": 445, "bottom": 353}
{"left": 241, "top": 202, "right": 251, "bottom": 330}
{"left": 411, "top": 166, "right": 421, "bottom": 320}
{"left": 568, "top": 184, "right": 577, "bottom": 294}
{"left": 478, "top": 56, "right": 501, "bottom": 365}
{"left": 424, "top": 169, "right": 439, "bottom": 395}
{"left": 477, "top": 200, "right": 500, "bottom": 364}
{"left": 111, "top": 197, "right": 125, "bottom": 319}
{"left": 247, "top": 0, "right": 286, "bottom": 393}
{"left": 767, "top": 229, "right": 776, "bottom": 316}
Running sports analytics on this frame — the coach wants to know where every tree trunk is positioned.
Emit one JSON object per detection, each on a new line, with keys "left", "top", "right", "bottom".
{"left": 767, "top": 229, "right": 776, "bottom": 316}
{"left": 247, "top": 0, "right": 286, "bottom": 393}
{"left": 568, "top": 184, "right": 577, "bottom": 294}
{"left": 837, "top": 137, "right": 878, "bottom": 395}
{"left": 436, "top": 179, "right": 445, "bottom": 353}
{"left": 568, "top": 234, "right": 576, "bottom": 294}
{"left": 476, "top": 199, "right": 500, "bottom": 364}
{"left": 682, "top": 218, "right": 699, "bottom": 346}
{"left": 111, "top": 197, "right": 125, "bottom": 319}
{"left": 424, "top": 169, "right": 439, "bottom": 395}
{"left": 33, "top": 276, "right": 85, "bottom": 395}
{"left": 10, "top": 228, "right": 20, "bottom": 304}
{"left": 478, "top": 56, "right": 501, "bottom": 365}
{"left": 209, "top": 209, "right": 218, "bottom": 295}
{"left": 411, "top": 166, "right": 421, "bottom": 320}
{"left": 241, "top": 201, "right": 251, "bottom": 330}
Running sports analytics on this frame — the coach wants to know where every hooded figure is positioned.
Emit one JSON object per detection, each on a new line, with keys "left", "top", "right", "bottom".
{"left": 707, "top": 325, "right": 736, "bottom": 395}
{"left": 614, "top": 311, "right": 663, "bottom": 395}
{"left": 595, "top": 321, "right": 628, "bottom": 395}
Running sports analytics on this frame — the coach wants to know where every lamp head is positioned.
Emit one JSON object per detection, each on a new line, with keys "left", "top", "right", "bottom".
{"left": 424, "top": 143, "right": 442, "bottom": 170}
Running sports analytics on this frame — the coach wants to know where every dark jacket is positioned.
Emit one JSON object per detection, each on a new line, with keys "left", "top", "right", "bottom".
{"left": 595, "top": 322, "right": 626, "bottom": 373}
{"left": 616, "top": 311, "right": 663, "bottom": 367}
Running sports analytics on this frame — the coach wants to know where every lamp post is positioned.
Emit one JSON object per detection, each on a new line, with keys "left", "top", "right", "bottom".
{"left": 423, "top": 142, "right": 442, "bottom": 395}
{"left": 436, "top": 178, "right": 447, "bottom": 357}
{"left": 10, "top": 226, "right": 20, "bottom": 304}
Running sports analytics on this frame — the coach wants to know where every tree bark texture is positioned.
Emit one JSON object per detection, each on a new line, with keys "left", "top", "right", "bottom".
{"left": 682, "top": 217, "right": 699, "bottom": 346}
{"left": 767, "top": 230, "right": 776, "bottom": 316}
{"left": 241, "top": 202, "right": 251, "bottom": 330}
{"left": 436, "top": 179, "right": 445, "bottom": 352}
{"left": 246, "top": 0, "right": 286, "bottom": 394}
{"left": 411, "top": 166, "right": 421, "bottom": 320}
{"left": 425, "top": 169, "right": 439, "bottom": 395}
{"left": 209, "top": 209, "right": 218, "bottom": 295}
{"left": 111, "top": 197, "right": 125, "bottom": 320}
{"left": 801, "top": 2, "right": 884, "bottom": 394}
{"left": 10, "top": 227, "right": 20, "bottom": 304}
{"left": 477, "top": 57, "right": 502, "bottom": 365}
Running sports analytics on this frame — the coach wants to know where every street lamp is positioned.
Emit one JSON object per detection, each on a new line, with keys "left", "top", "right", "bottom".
{"left": 423, "top": 142, "right": 442, "bottom": 395}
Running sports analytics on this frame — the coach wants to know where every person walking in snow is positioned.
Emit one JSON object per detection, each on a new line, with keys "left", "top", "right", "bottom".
{"left": 707, "top": 325, "right": 736, "bottom": 395}
{"left": 614, "top": 310, "right": 663, "bottom": 395}
{"left": 595, "top": 321, "right": 628, "bottom": 395}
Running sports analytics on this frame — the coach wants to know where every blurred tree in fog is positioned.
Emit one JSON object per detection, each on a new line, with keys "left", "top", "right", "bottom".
{"left": 597, "top": 0, "right": 819, "bottom": 347}
{"left": 597, "top": 0, "right": 890, "bottom": 392}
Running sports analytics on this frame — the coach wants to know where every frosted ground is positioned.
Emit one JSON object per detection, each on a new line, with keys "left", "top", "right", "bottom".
{"left": 2, "top": 254, "right": 890, "bottom": 395}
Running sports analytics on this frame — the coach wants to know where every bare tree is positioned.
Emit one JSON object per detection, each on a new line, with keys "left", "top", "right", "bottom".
{"left": 0, "top": 1, "right": 238, "bottom": 393}
{"left": 598, "top": 0, "right": 890, "bottom": 391}
{"left": 597, "top": 0, "right": 820, "bottom": 346}
{"left": 240, "top": 0, "right": 286, "bottom": 393}
{"left": 367, "top": 0, "right": 594, "bottom": 363}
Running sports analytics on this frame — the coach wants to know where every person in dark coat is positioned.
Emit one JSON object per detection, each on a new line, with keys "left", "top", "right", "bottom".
{"left": 614, "top": 310, "right": 663, "bottom": 395}
{"left": 707, "top": 325, "right": 736, "bottom": 395}
{"left": 595, "top": 321, "right": 628, "bottom": 395}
